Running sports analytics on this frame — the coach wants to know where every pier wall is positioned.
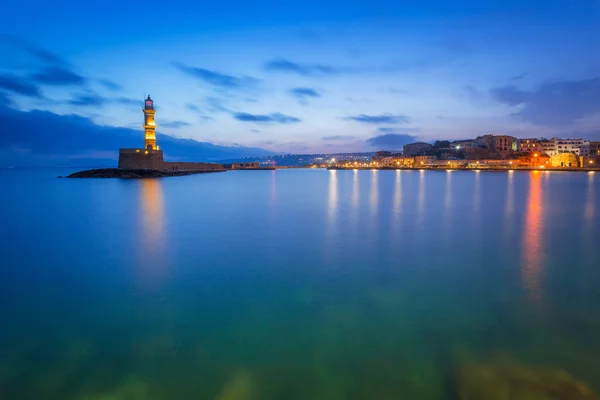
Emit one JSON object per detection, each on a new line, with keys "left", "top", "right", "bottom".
{"left": 162, "top": 162, "right": 224, "bottom": 171}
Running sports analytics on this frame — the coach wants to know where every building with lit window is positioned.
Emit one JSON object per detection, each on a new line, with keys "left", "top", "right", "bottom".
{"left": 519, "top": 138, "right": 543, "bottom": 153}
{"left": 493, "top": 135, "right": 518, "bottom": 154}
{"left": 538, "top": 138, "right": 589, "bottom": 156}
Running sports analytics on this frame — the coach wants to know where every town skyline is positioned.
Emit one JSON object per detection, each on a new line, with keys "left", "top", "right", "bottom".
{"left": 1, "top": 0, "right": 600, "bottom": 165}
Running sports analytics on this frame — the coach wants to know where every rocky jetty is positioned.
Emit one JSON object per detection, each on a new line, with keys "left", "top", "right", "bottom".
{"left": 457, "top": 357, "right": 598, "bottom": 400}
{"left": 63, "top": 168, "right": 225, "bottom": 179}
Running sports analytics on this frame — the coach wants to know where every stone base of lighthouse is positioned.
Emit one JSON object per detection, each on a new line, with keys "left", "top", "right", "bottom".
{"left": 118, "top": 148, "right": 224, "bottom": 172}
{"left": 118, "top": 149, "right": 165, "bottom": 170}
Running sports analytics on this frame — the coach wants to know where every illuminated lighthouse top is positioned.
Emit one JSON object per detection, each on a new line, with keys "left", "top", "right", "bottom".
{"left": 144, "top": 95, "right": 154, "bottom": 110}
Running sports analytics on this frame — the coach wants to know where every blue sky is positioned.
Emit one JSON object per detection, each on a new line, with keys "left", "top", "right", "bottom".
{"left": 1, "top": 0, "right": 600, "bottom": 158}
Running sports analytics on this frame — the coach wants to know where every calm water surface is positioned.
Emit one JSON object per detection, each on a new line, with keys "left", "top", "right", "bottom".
{"left": 1, "top": 168, "right": 599, "bottom": 399}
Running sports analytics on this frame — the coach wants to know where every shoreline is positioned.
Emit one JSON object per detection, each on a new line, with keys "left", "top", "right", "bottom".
{"left": 327, "top": 166, "right": 599, "bottom": 172}
{"left": 62, "top": 168, "right": 226, "bottom": 179}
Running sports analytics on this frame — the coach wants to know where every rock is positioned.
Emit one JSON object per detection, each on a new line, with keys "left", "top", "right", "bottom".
{"left": 457, "top": 358, "right": 598, "bottom": 400}
{"left": 64, "top": 168, "right": 225, "bottom": 179}
{"left": 216, "top": 370, "right": 256, "bottom": 400}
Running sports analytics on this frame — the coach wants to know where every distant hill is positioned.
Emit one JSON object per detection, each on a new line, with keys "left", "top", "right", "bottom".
{"left": 220, "top": 152, "right": 375, "bottom": 167}
{"left": 0, "top": 105, "right": 273, "bottom": 167}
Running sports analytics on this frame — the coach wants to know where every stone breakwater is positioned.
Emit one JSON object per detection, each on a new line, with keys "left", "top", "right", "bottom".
{"left": 62, "top": 168, "right": 226, "bottom": 179}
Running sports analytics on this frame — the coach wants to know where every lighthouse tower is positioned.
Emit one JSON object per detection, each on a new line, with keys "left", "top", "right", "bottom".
{"left": 118, "top": 95, "right": 164, "bottom": 169}
{"left": 143, "top": 95, "right": 158, "bottom": 150}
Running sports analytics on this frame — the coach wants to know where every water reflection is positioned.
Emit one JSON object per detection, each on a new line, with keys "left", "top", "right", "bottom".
{"left": 584, "top": 172, "right": 595, "bottom": 221}
{"left": 504, "top": 172, "right": 515, "bottom": 240}
{"left": 583, "top": 172, "right": 595, "bottom": 255}
{"left": 270, "top": 170, "right": 277, "bottom": 204}
{"left": 393, "top": 170, "right": 402, "bottom": 217}
{"left": 443, "top": 171, "right": 453, "bottom": 233}
{"left": 522, "top": 172, "right": 543, "bottom": 301}
{"left": 328, "top": 170, "right": 338, "bottom": 223}
{"left": 352, "top": 169, "right": 359, "bottom": 210}
{"left": 369, "top": 170, "right": 378, "bottom": 218}
{"left": 417, "top": 170, "right": 425, "bottom": 224}
{"left": 139, "top": 178, "right": 165, "bottom": 284}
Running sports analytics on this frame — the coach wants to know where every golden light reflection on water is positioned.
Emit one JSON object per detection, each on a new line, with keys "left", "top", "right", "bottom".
{"left": 583, "top": 172, "right": 595, "bottom": 255}
{"left": 504, "top": 172, "right": 515, "bottom": 240}
{"left": 352, "top": 169, "right": 359, "bottom": 210}
{"left": 369, "top": 170, "right": 378, "bottom": 218}
{"left": 351, "top": 170, "right": 360, "bottom": 230}
{"left": 139, "top": 178, "right": 165, "bottom": 284}
{"left": 522, "top": 171, "right": 543, "bottom": 301}
{"left": 417, "top": 170, "right": 425, "bottom": 224}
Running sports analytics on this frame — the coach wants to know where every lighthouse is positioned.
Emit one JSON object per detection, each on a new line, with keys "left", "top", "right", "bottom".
{"left": 143, "top": 95, "right": 158, "bottom": 150}
{"left": 117, "top": 95, "right": 164, "bottom": 169}
{"left": 117, "top": 96, "right": 223, "bottom": 172}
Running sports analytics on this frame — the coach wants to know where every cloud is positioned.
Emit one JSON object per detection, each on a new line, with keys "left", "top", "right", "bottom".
{"left": 322, "top": 135, "right": 355, "bottom": 140}
{"left": 509, "top": 72, "right": 529, "bottom": 82}
{"left": 185, "top": 102, "right": 213, "bottom": 121}
{"left": 31, "top": 67, "right": 86, "bottom": 86}
{"left": 0, "top": 104, "right": 272, "bottom": 166}
{"left": 366, "top": 133, "right": 419, "bottom": 150}
{"left": 113, "top": 97, "right": 140, "bottom": 106}
{"left": 264, "top": 58, "right": 339, "bottom": 77}
{"left": 160, "top": 120, "right": 191, "bottom": 128}
{"left": 0, "top": 34, "right": 65, "bottom": 65}
{"left": 463, "top": 85, "right": 483, "bottom": 99}
{"left": 345, "top": 114, "right": 411, "bottom": 124}
{"left": 289, "top": 87, "right": 321, "bottom": 102}
{"left": 0, "top": 74, "right": 41, "bottom": 97}
{"left": 68, "top": 92, "right": 105, "bottom": 106}
{"left": 97, "top": 79, "right": 122, "bottom": 91}
{"left": 67, "top": 92, "right": 141, "bottom": 107}
{"left": 490, "top": 77, "right": 600, "bottom": 126}
{"left": 186, "top": 103, "right": 201, "bottom": 112}
{"left": 174, "top": 63, "right": 259, "bottom": 89}
{"left": 377, "top": 127, "right": 420, "bottom": 133}
{"left": 233, "top": 112, "right": 301, "bottom": 124}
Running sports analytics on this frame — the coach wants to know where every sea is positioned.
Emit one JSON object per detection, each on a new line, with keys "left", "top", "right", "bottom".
{"left": 1, "top": 168, "right": 599, "bottom": 399}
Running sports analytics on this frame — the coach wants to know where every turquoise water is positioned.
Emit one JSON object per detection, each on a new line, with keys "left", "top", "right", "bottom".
{"left": 1, "top": 168, "right": 599, "bottom": 399}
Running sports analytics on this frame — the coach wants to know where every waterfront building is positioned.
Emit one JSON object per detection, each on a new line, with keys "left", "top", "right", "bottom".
{"left": 518, "top": 154, "right": 550, "bottom": 167}
{"left": 473, "top": 134, "right": 494, "bottom": 149}
{"left": 540, "top": 140, "right": 556, "bottom": 156}
{"left": 519, "top": 138, "right": 543, "bottom": 153}
{"left": 403, "top": 142, "right": 433, "bottom": 156}
{"left": 451, "top": 140, "right": 475, "bottom": 150}
{"left": 392, "top": 156, "right": 415, "bottom": 166}
{"left": 373, "top": 151, "right": 393, "bottom": 161}
{"left": 590, "top": 142, "right": 600, "bottom": 163}
{"left": 591, "top": 142, "right": 600, "bottom": 157}
{"left": 463, "top": 147, "right": 498, "bottom": 160}
{"left": 579, "top": 156, "right": 596, "bottom": 168}
{"left": 493, "top": 135, "right": 518, "bottom": 154}
{"left": 540, "top": 138, "right": 589, "bottom": 156}
{"left": 415, "top": 155, "right": 437, "bottom": 165}
{"left": 551, "top": 153, "right": 579, "bottom": 167}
